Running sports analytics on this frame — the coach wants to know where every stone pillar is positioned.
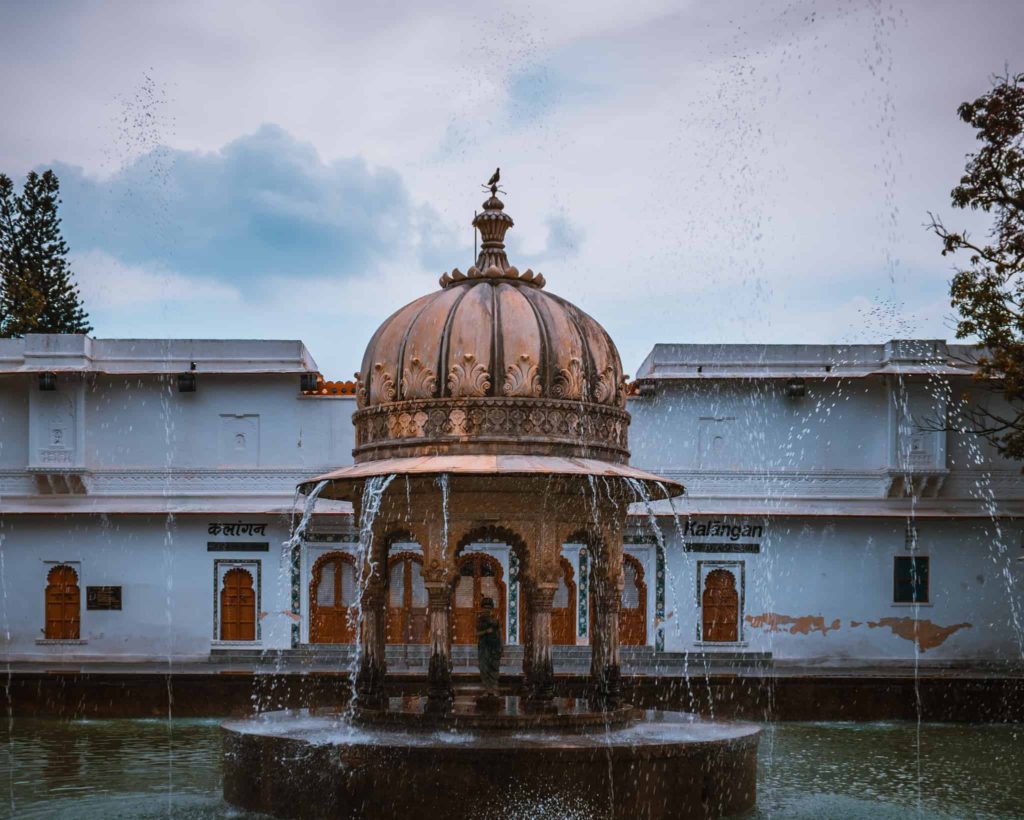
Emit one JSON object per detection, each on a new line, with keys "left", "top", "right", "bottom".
{"left": 525, "top": 583, "right": 556, "bottom": 708}
{"left": 424, "top": 583, "right": 454, "bottom": 712}
{"left": 355, "top": 579, "right": 388, "bottom": 710}
{"left": 520, "top": 579, "right": 534, "bottom": 682}
{"left": 589, "top": 577, "right": 622, "bottom": 710}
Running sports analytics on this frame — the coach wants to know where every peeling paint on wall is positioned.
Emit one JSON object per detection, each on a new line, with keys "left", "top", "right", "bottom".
{"left": 745, "top": 613, "right": 841, "bottom": 636}
{"left": 861, "top": 617, "right": 972, "bottom": 652}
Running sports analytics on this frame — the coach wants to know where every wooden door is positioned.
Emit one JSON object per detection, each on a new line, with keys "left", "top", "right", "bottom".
{"left": 45, "top": 565, "right": 80, "bottom": 640}
{"left": 452, "top": 554, "right": 505, "bottom": 645}
{"left": 220, "top": 568, "right": 256, "bottom": 641}
{"left": 551, "top": 557, "right": 577, "bottom": 645}
{"left": 702, "top": 568, "right": 739, "bottom": 642}
{"left": 310, "top": 552, "right": 357, "bottom": 643}
{"left": 619, "top": 554, "right": 647, "bottom": 646}
{"left": 386, "top": 553, "right": 428, "bottom": 643}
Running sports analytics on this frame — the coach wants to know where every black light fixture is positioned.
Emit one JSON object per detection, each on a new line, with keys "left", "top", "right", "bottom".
{"left": 177, "top": 362, "right": 197, "bottom": 393}
{"left": 38, "top": 372, "right": 57, "bottom": 391}
{"left": 638, "top": 380, "right": 656, "bottom": 397}
{"left": 300, "top": 372, "right": 319, "bottom": 392}
{"left": 785, "top": 377, "right": 806, "bottom": 398}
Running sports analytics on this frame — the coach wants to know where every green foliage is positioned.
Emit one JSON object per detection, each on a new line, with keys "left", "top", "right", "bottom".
{"left": 0, "top": 169, "right": 92, "bottom": 337}
{"left": 930, "top": 72, "right": 1024, "bottom": 458}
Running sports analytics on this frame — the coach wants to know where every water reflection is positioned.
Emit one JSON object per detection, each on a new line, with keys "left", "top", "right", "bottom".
{"left": 756, "top": 722, "right": 1024, "bottom": 819}
{"left": 0, "top": 718, "right": 1020, "bottom": 818}
{"left": 0, "top": 718, "right": 241, "bottom": 819}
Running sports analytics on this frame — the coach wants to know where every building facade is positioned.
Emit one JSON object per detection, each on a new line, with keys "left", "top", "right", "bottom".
{"left": 2, "top": 334, "right": 1022, "bottom": 666}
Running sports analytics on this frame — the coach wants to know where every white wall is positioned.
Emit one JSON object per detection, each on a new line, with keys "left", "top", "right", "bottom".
{"left": 655, "top": 516, "right": 1024, "bottom": 662}
{"left": 0, "top": 514, "right": 296, "bottom": 660}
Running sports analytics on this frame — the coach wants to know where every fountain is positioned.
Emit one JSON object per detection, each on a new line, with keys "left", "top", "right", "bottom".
{"left": 222, "top": 183, "right": 760, "bottom": 818}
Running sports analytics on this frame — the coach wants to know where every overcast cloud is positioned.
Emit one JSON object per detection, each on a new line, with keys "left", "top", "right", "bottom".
{"left": 0, "top": 0, "right": 1021, "bottom": 375}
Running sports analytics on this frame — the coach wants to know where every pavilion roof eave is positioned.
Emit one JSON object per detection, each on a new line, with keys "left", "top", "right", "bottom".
{"left": 299, "top": 454, "right": 685, "bottom": 502}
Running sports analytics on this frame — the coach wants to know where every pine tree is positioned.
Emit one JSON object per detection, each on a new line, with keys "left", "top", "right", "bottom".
{"left": 0, "top": 169, "right": 92, "bottom": 337}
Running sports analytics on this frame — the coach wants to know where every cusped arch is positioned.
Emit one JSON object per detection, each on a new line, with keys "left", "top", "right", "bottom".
{"left": 361, "top": 527, "right": 423, "bottom": 581}
{"left": 309, "top": 550, "right": 358, "bottom": 644}
{"left": 450, "top": 524, "right": 530, "bottom": 577}
{"left": 386, "top": 550, "right": 428, "bottom": 644}
{"left": 566, "top": 528, "right": 621, "bottom": 587}
{"left": 451, "top": 551, "right": 507, "bottom": 644}
{"left": 45, "top": 564, "right": 80, "bottom": 640}
{"left": 619, "top": 554, "right": 648, "bottom": 646}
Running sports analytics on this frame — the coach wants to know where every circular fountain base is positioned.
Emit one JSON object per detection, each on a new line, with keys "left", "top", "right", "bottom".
{"left": 222, "top": 697, "right": 760, "bottom": 819}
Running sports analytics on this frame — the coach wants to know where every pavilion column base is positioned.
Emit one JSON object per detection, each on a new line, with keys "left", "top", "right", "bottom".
{"left": 589, "top": 584, "right": 623, "bottom": 711}
{"left": 425, "top": 584, "right": 454, "bottom": 713}
{"left": 355, "top": 587, "right": 388, "bottom": 710}
{"left": 355, "top": 654, "right": 388, "bottom": 710}
{"left": 588, "top": 663, "right": 623, "bottom": 711}
{"left": 524, "top": 584, "right": 557, "bottom": 711}
{"left": 426, "top": 652, "right": 454, "bottom": 713}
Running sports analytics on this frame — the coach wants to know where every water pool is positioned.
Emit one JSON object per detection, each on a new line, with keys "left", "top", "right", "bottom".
{"left": 0, "top": 718, "right": 1020, "bottom": 818}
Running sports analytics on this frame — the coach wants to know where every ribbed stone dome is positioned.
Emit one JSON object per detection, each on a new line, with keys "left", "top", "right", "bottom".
{"left": 352, "top": 192, "right": 630, "bottom": 463}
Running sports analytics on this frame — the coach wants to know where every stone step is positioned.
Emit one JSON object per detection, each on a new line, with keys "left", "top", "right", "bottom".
{"left": 208, "top": 645, "right": 773, "bottom": 669}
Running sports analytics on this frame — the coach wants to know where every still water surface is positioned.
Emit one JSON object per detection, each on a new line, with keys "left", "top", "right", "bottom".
{"left": 0, "top": 718, "right": 1020, "bottom": 818}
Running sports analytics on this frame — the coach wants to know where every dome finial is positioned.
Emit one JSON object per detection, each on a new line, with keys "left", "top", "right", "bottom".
{"left": 473, "top": 171, "right": 514, "bottom": 272}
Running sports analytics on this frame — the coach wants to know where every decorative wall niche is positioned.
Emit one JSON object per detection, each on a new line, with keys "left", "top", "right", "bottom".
{"left": 213, "top": 559, "right": 262, "bottom": 642}
{"left": 697, "top": 417, "right": 738, "bottom": 469}
{"left": 696, "top": 560, "right": 745, "bottom": 644}
{"left": 219, "top": 414, "right": 260, "bottom": 467}
{"left": 29, "top": 379, "right": 84, "bottom": 471}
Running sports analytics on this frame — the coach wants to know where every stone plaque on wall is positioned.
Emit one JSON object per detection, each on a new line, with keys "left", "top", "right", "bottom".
{"left": 86, "top": 586, "right": 122, "bottom": 610}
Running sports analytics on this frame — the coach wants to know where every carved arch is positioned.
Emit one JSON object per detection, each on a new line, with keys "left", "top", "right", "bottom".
{"left": 365, "top": 527, "right": 422, "bottom": 582}
{"left": 309, "top": 551, "right": 358, "bottom": 644}
{"left": 451, "top": 524, "right": 531, "bottom": 577}
{"left": 619, "top": 554, "right": 648, "bottom": 646}
{"left": 45, "top": 564, "right": 80, "bottom": 640}
{"left": 386, "top": 550, "right": 428, "bottom": 644}
{"left": 451, "top": 552, "right": 507, "bottom": 644}
{"left": 565, "top": 528, "right": 622, "bottom": 589}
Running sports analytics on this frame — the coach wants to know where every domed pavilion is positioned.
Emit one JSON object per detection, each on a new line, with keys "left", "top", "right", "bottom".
{"left": 302, "top": 184, "right": 684, "bottom": 711}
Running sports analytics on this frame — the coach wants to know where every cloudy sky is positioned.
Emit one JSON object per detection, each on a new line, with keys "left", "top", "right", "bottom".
{"left": 0, "top": 0, "right": 1021, "bottom": 376}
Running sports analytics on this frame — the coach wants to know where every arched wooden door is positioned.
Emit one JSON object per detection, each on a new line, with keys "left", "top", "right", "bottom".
{"left": 386, "top": 552, "right": 428, "bottom": 643}
{"left": 521, "top": 556, "right": 577, "bottom": 645}
{"left": 45, "top": 565, "right": 80, "bottom": 640}
{"left": 552, "top": 557, "right": 577, "bottom": 645}
{"left": 702, "top": 568, "right": 739, "bottom": 642}
{"left": 452, "top": 554, "right": 506, "bottom": 645}
{"left": 310, "top": 552, "right": 357, "bottom": 644}
{"left": 619, "top": 554, "right": 648, "bottom": 646}
{"left": 220, "top": 568, "right": 256, "bottom": 641}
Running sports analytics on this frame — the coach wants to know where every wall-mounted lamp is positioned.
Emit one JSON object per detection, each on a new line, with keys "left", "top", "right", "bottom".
{"left": 38, "top": 372, "right": 57, "bottom": 391}
{"left": 300, "top": 373, "right": 319, "bottom": 392}
{"left": 638, "top": 381, "right": 656, "bottom": 398}
{"left": 785, "top": 377, "right": 806, "bottom": 398}
{"left": 177, "top": 372, "right": 197, "bottom": 392}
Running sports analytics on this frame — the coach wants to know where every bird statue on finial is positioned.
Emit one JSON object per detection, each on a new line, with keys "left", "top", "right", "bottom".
{"left": 484, "top": 167, "right": 502, "bottom": 196}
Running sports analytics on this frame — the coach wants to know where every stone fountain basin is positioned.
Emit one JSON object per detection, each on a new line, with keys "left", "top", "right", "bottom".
{"left": 353, "top": 694, "right": 637, "bottom": 732}
{"left": 222, "top": 699, "right": 760, "bottom": 819}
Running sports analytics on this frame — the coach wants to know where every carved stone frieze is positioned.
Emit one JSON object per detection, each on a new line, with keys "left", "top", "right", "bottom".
{"left": 447, "top": 353, "right": 491, "bottom": 398}
{"left": 371, "top": 363, "right": 396, "bottom": 403}
{"left": 355, "top": 372, "right": 368, "bottom": 408}
{"left": 401, "top": 356, "right": 437, "bottom": 400}
{"left": 503, "top": 354, "right": 542, "bottom": 398}
{"left": 552, "top": 357, "right": 587, "bottom": 401}
{"left": 353, "top": 397, "right": 630, "bottom": 462}
{"left": 593, "top": 365, "right": 617, "bottom": 405}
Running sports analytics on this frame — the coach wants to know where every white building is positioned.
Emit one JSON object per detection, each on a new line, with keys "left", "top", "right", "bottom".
{"left": 1, "top": 334, "right": 1021, "bottom": 666}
